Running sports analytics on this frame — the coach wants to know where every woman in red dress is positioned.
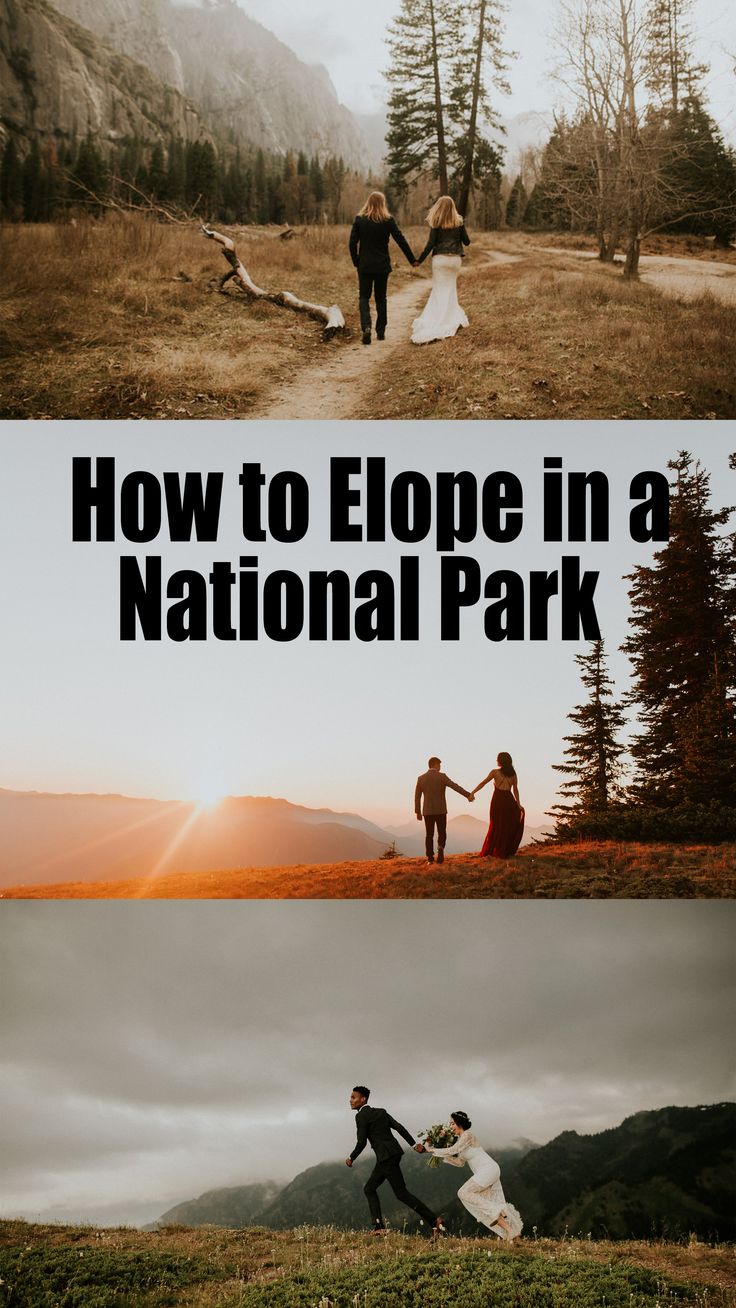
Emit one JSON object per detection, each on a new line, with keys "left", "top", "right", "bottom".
{"left": 473, "top": 752, "right": 525, "bottom": 858}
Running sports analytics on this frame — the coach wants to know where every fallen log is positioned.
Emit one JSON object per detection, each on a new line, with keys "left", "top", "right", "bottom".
{"left": 202, "top": 225, "right": 346, "bottom": 339}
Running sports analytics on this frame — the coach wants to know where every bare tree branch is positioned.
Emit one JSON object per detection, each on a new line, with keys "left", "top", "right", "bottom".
{"left": 202, "top": 226, "right": 346, "bottom": 340}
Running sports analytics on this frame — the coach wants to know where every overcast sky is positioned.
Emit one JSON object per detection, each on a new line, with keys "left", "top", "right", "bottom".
{"left": 1, "top": 900, "right": 733, "bottom": 1226}
{"left": 1, "top": 422, "right": 733, "bottom": 827}
{"left": 236, "top": 0, "right": 735, "bottom": 139}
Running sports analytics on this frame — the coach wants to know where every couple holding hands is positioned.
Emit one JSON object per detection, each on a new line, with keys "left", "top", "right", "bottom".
{"left": 348, "top": 191, "right": 470, "bottom": 346}
{"left": 346, "top": 1086, "right": 522, "bottom": 1240}
{"left": 415, "top": 754, "right": 525, "bottom": 862}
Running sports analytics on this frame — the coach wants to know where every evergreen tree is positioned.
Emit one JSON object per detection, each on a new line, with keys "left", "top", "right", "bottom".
{"left": 1, "top": 137, "right": 24, "bottom": 220}
{"left": 654, "top": 94, "right": 736, "bottom": 245}
{"left": 72, "top": 136, "right": 106, "bottom": 209}
{"left": 148, "top": 143, "right": 166, "bottom": 200}
{"left": 646, "top": 0, "right": 706, "bottom": 113}
{"left": 253, "top": 147, "right": 268, "bottom": 222}
{"left": 551, "top": 640, "right": 627, "bottom": 832}
{"left": 385, "top": 0, "right": 453, "bottom": 198}
{"left": 167, "top": 138, "right": 186, "bottom": 208}
{"left": 446, "top": 0, "right": 510, "bottom": 217}
{"left": 119, "top": 137, "right": 143, "bottom": 185}
{"left": 42, "top": 138, "right": 62, "bottom": 219}
{"left": 472, "top": 138, "right": 504, "bottom": 228}
{"left": 21, "top": 138, "right": 43, "bottom": 221}
{"left": 186, "top": 140, "right": 219, "bottom": 214}
{"left": 505, "top": 173, "right": 527, "bottom": 226}
{"left": 522, "top": 181, "right": 552, "bottom": 228}
{"left": 323, "top": 155, "right": 346, "bottom": 222}
{"left": 309, "top": 155, "right": 325, "bottom": 212}
{"left": 222, "top": 147, "right": 249, "bottom": 221}
{"left": 622, "top": 452, "right": 736, "bottom": 809}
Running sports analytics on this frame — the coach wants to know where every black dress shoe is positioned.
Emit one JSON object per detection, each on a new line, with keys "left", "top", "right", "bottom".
{"left": 437, "top": 848, "right": 444, "bottom": 864}
{"left": 376, "top": 330, "right": 385, "bottom": 340}
{"left": 362, "top": 329, "right": 372, "bottom": 345}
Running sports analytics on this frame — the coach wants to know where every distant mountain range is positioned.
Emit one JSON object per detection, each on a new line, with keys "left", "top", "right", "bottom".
{"left": 0, "top": 787, "right": 551, "bottom": 888}
{"left": 1, "top": 0, "right": 372, "bottom": 165}
{"left": 149, "top": 1104, "right": 735, "bottom": 1240}
{"left": 0, "top": 789, "right": 396, "bottom": 887}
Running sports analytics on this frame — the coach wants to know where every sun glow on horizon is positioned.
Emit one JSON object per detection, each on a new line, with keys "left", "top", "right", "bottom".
{"left": 191, "top": 788, "right": 228, "bottom": 813}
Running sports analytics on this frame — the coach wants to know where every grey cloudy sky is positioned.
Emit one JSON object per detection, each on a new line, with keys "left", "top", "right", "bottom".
{"left": 1, "top": 901, "right": 734, "bottom": 1225}
{"left": 237, "top": 0, "right": 735, "bottom": 138}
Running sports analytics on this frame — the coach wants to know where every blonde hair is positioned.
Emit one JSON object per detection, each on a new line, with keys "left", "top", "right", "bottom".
{"left": 359, "top": 191, "right": 391, "bottom": 222}
{"left": 426, "top": 196, "right": 463, "bottom": 229}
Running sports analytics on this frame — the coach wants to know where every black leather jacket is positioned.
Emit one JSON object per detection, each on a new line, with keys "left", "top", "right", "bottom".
{"left": 416, "top": 224, "right": 471, "bottom": 263}
{"left": 348, "top": 215, "right": 415, "bottom": 274}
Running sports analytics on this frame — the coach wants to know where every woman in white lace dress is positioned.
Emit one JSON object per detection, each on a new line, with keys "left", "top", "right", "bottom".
{"left": 411, "top": 197, "right": 470, "bottom": 345}
{"left": 424, "top": 1111, "right": 523, "bottom": 1240}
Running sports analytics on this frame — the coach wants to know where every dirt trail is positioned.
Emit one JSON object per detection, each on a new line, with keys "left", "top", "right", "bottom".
{"left": 540, "top": 245, "right": 736, "bottom": 304}
{"left": 250, "top": 251, "right": 524, "bottom": 421}
{"left": 250, "top": 275, "right": 429, "bottom": 420}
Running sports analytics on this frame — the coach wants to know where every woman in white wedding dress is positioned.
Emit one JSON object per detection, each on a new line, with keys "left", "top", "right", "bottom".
{"left": 411, "top": 196, "right": 470, "bottom": 345}
{"left": 424, "top": 1111, "right": 523, "bottom": 1240}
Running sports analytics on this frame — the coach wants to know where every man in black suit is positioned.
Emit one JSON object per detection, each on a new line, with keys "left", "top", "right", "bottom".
{"left": 348, "top": 194, "right": 416, "bottom": 345}
{"left": 345, "top": 1085, "right": 445, "bottom": 1234}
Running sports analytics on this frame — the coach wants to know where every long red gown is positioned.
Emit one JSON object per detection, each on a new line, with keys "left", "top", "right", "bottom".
{"left": 480, "top": 788, "right": 525, "bottom": 858}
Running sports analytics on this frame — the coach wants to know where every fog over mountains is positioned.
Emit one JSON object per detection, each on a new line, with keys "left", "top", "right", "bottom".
{"left": 0, "top": 787, "right": 549, "bottom": 888}
{"left": 1, "top": 0, "right": 372, "bottom": 163}
{"left": 148, "top": 1104, "right": 735, "bottom": 1241}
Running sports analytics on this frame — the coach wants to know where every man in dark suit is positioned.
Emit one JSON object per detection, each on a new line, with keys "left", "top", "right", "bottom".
{"left": 415, "top": 756, "right": 475, "bottom": 864}
{"left": 345, "top": 1085, "right": 445, "bottom": 1234}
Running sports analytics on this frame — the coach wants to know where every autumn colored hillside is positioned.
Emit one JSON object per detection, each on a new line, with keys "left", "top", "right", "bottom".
{"left": 2, "top": 842, "right": 733, "bottom": 899}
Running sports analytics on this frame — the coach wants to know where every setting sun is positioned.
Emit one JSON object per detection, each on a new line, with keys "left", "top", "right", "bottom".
{"left": 192, "top": 789, "right": 227, "bottom": 813}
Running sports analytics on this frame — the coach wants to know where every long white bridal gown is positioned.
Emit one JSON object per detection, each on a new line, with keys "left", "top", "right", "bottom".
{"left": 427, "top": 1131, "right": 523, "bottom": 1239}
{"left": 411, "top": 254, "right": 469, "bottom": 345}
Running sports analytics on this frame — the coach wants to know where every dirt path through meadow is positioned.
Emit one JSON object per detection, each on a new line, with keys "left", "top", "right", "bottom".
{"left": 250, "top": 250, "right": 525, "bottom": 421}
{"left": 250, "top": 275, "right": 429, "bottom": 420}
{"left": 540, "top": 245, "right": 736, "bottom": 304}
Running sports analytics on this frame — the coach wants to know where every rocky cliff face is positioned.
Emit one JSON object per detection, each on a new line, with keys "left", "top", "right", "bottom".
{"left": 49, "top": 0, "right": 184, "bottom": 91}
{"left": 3, "top": 0, "right": 370, "bottom": 166}
{"left": 167, "top": 0, "right": 367, "bottom": 164}
{"left": 0, "top": 0, "right": 204, "bottom": 148}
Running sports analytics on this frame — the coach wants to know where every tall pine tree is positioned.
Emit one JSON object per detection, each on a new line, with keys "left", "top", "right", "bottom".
{"left": 551, "top": 640, "right": 627, "bottom": 835}
{"left": 385, "top": 0, "right": 452, "bottom": 198}
{"left": 505, "top": 174, "right": 527, "bottom": 226}
{"left": 646, "top": 0, "right": 706, "bottom": 113}
{"left": 447, "top": 0, "right": 510, "bottom": 217}
{"left": 1, "top": 137, "right": 23, "bottom": 219}
{"left": 622, "top": 452, "right": 736, "bottom": 810}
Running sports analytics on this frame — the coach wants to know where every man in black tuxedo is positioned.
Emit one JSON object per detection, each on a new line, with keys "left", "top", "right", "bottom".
{"left": 345, "top": 1085, "right": 445, "bottom": 1234}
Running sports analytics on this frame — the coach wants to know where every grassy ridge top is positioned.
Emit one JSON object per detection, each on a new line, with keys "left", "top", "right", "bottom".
{"left": 0, "top": 1222, "right": 734, "bottom": 1307}
{"left": 3, "top": 842, "right": 734, "bottom": 899}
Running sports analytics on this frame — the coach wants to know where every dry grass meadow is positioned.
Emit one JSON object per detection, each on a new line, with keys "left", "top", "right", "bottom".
{"left": 0, "top": 1221, "right": 734, "bottom": 1307}
{"left": 2, "top": 841, "right": 733, "bottom": 899}
{"left": 1, "top": 216, "right": 734, "bottom": 420}
{"left": 363, "top": 232, "right": 736, "bottom": 420}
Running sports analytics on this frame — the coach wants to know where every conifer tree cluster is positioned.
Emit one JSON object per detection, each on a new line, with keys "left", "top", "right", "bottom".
{"left": 0, "top": 132, "right": 359, "bottom": 226}
{"left": 552, "top": 454, "right": 735, "bottom": 843}
{"left": 384, "top": 0, "right": 510, "bottom": 225}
